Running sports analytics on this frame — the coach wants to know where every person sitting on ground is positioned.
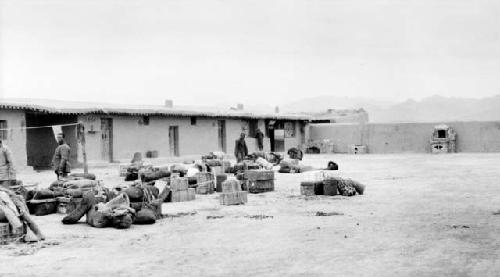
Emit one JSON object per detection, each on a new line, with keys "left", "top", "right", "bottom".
{"left": 52, "top": 133, "right": 71, "bottom": 179}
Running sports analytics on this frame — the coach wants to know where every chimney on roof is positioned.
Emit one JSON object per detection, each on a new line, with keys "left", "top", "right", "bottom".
{"left": 275, "top": 106, "right": 280, "bottom": 113}
{"left": 237, "top": 103, "right": 244, "bottom": 110}
{"left": 164, "top": 99, "right": 173, "bottom": 108}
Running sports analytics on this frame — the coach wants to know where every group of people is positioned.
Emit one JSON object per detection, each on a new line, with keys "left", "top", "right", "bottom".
{"left": 0, "top": 133, "right": 71, "bottom": 187}
{"left": 233, "top": 128, "right": 268, "bottom": 163}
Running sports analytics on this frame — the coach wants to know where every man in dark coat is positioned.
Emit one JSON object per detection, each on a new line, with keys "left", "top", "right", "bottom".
{"left": 255, "top": 128, "right": 264, "bottom": 151}
{"left": 52, "top": 133, "right": 71, "bottom": 179}
{"left": 234, "top": 133, "right": 248, "bottom": 163}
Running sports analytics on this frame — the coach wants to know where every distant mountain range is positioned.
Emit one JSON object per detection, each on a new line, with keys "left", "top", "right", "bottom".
{"left": 281, "top": 95, "right": 500, "bottom": 123}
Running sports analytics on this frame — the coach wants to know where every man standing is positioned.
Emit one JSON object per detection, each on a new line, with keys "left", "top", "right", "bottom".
{"left": 255, "top": 128, "right": 264, "bottom": 151}
{"left": 0, "top": 140, "right": 16, "bottom": 188}
{"left": 234, "top": 133, "right": 248, "bottom": 163}
{"left": 52, "top": 133, "right": 71, "bottom": 179}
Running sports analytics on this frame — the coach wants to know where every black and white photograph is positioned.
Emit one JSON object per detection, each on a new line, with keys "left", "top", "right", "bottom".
{"left": 1, "top": 0, "right": 500, "bottom": 276}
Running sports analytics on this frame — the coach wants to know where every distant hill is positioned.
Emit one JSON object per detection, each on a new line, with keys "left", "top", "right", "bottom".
{"left": 282, "top": 95, "right": 500, "bottom": 123}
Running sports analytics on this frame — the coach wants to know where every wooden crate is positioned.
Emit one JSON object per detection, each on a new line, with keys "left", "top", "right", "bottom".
{"left": 28, "top": 199, "right": 58, "bottom": 216}
{"left": 222, "top": 179, "right": 241, "bottom": 193}
{"left": 244, "top": 170, "right": 274, "bottom": 181}
{"left": 300, "top": 182, "right": 315, "bottom": 196}
{"left": 196, "top": 181, "right": 214, "bottom": 195}
{"left": 216, "top": 174, "right": 228, "bottom": 192}
{"left": 219, "top": 191, "right": 248, "bottom": 205}
{"left": 195, "top": 172, "right": 214, "bottom": 183}
{"left": 248, "top": 180, "right": 274, "bottom": 194}
{"left": 171, "top": 188, "right": 196, "bottom": 202}
{"left": 187, "top": 188, "right": 196, "bottom": 201}
{"left": 0, "top": 223, "right": 24, "bottom": 245}
{"left": 170, "top": 177, "right": 188, "bottom": 192}
{"left": 119, "top": 164, "right": 130, "bottom": 177}
{"left": 171, "top": 190, "right": 188, "bottom": 202}
{"left": 323, "top": 179, "right": 339, "bottom": 196}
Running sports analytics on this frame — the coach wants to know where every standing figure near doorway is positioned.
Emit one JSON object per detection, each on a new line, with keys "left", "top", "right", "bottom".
{"left": 52, "top": 133, "right": 71, "bottom": 179}
{"left": 0, "top": 140, "right": 16, "bottom": 188}
{"left": 255, "top": 128, "right": 264, "bottom": 151}
{"left": 234, "top": 133, "right": 248, "bottom": 163}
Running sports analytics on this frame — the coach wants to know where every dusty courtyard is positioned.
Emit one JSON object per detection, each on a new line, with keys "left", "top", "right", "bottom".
{"left": 1, "top": 153, "right": 500, "bottom": 277}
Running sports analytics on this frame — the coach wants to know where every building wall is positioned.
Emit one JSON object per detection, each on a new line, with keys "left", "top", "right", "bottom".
{"left": 310, "top": 121, "right": 500, "bottom": 153}
{"left": 0, "top": 110, "right": 28, "bottom": 167}
{"left": 284, "top": 121, "right": 307, "bottom": 151}
{"left": 78, "top": 115, "right": 275, "bottom": 162}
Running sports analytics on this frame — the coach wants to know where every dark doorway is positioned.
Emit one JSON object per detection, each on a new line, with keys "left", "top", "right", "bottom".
{"left": 266, "top": 120, "right": 275, "bottom": 152}
{"left": 100, "top": 118, "right": 113, "bottom": 162}
{"left": 437, "top": 130, "right": 446, "bottom": 139}
{"left": 169, "top": 126, "right": 179, "bottom": 156}
{"left": 25, "top": 113, "right": 78, "bottom": 170}
{"left": 273, "top": 121, "right": 285, "bottom": 152}
{"left": 217, "top": 120, "right": 226, "bottom": 153}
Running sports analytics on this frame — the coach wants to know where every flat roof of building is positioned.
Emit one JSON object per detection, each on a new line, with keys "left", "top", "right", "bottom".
{"left": 0, "top": 98, "right": 310, "bottom": 121}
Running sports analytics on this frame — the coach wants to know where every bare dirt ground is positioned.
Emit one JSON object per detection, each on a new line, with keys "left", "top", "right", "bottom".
{"left": 1, "top": 153, "right": 500, "bottom": 277}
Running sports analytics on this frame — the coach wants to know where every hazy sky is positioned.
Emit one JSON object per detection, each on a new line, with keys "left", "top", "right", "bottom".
{"left": 1, "top": 0, "right": 500, "bottom": 106}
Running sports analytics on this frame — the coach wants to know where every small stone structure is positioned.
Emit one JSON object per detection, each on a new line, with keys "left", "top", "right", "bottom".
{"left": 430, "top": 124, "right": 456, "bottom": 153}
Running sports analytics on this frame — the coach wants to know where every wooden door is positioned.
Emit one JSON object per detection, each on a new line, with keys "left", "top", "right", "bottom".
{"left": 217, "top": 120, "right": 226, "bottom": 153}
{"left": 100, "top": 118, "right": 113, "bottom": 162}
{"left": 169, "top": 126, "right": 179, "bottom": 157}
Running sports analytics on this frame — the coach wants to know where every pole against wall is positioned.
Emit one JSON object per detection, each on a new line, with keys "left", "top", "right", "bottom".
{"left": 78, "top": 123, "right": 88, "bottom": 174}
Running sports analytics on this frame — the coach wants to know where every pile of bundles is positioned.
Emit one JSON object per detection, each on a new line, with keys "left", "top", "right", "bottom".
{"left": 63, "top": 191, "right": 137, "bottom": 228}
{"left": 123, "top": 164, "right": 171, "bottom": 182}
{"left": 26, "top": 173, "right": 100, "bottom": 216}
{"left": 279, "top": 159, "right": 306, "bottom": 173}
{"left": 170, "top": 164, "right": 189, "bottom": 177}
{"left": 238, "top": 170, "right": 275, "bottom": 194}
{"left": 252, "top": 151, "right": 283, "bottom": 166}
{"left": 287, "top": 147, "right": 304, "bottom": 160}
{"left": 219, "top": 179, "right": 247, "bottom": 205}
{"left": 300, "top": 177, "right": 365, "bottom": 197}
{"left": 232, "top": 159, "right": 261, "bottom": 173}
{"left": 0, "top": 187, "right": 45, "bottom": 243}
{"left": 201, "top": 152, "right": 231, "bottom": 174}
{"left": 62, "top": 174, "right": 170, "bottom": 228}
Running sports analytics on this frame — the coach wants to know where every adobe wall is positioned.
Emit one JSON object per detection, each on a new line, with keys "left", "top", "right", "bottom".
{"left": 78, "top": 115, "right": 273, "bottom": 162}
{"left": 0, "top": 110, "right": 28, "bottom": 167}
{"left": 310, "top": 121, "right": 500, "bottom": 153}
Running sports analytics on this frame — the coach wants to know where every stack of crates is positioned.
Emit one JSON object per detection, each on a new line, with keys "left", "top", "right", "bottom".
{"left": 219, "top": 179, "right": 247, "bottom": 205}
{"left": 170, "top": 177, "right": 195, "bottom": 202}
{"left": 243, "top": 170, "right": 275, "bottom": 194}
{"left": 195, "top": 172, "right": 215, "bottom": 194}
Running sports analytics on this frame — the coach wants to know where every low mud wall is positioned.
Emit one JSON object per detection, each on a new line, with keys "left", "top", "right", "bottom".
{"left": 310, "top": 121, "right": 500, "bottom": 153}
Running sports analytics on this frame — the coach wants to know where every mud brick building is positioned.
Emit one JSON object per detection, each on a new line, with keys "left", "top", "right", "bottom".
{"left": 0, "top": 99, "right": 310, "bottom": 169}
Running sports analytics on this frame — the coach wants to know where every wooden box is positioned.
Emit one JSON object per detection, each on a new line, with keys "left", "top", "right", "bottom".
{"left": 171, "top": 190, "right": 188, "bottom": 202}
{"left": 170, "top": 177, "right": 188, "bottom": 192}
{"left": 248, "top": 180, "right": 274, "bottom": 194}
{"left": 244, "top": 170, "right": 274, "bottom": 181}
{"left": 300, "top": 182, "right": 315, "bottom": 196}
{"left": 219, "top": 191, "right": 248, "bottom": 205}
